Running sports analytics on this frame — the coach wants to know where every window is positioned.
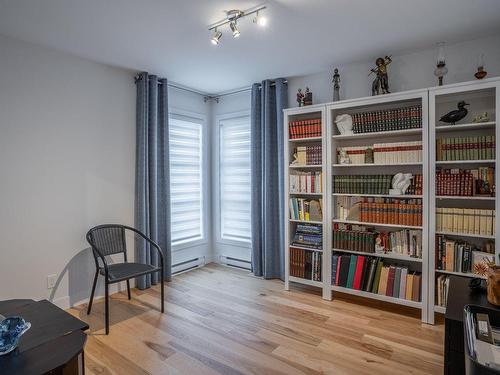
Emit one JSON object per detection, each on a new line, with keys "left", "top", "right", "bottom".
{"left": 169, "top": 114, "right": 204, "bottom": 246}
{"left": 219, "top": 114, "right": 251, "bottom": 243}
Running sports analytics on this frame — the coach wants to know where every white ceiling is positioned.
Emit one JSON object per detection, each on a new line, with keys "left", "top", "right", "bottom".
{"left": 1, "top": 0, "right": 500, "bottom": 94}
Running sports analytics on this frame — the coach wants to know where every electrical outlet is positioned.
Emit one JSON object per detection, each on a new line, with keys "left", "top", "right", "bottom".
{"left": 47, "top": 274, "right": 57, "bottom": 289}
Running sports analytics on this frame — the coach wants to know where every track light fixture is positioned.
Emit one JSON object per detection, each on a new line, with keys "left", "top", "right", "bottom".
{"left": 229, "top": 21, "right": 240, "bottom": 38}
{"left": 211, "top": 29, "right": 222, "bottom": 45}
{"left": 208, "top": 5, "right": 267, "bottom": 45}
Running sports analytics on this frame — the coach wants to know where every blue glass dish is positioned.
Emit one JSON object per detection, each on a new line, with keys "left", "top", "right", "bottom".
{"left": 0, "top": 315, "right": 31, "bottom": 355}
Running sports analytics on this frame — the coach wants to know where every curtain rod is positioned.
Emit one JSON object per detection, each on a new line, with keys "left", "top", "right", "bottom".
{"left": 134, "top": 74, "right": 287, "bottom": 100}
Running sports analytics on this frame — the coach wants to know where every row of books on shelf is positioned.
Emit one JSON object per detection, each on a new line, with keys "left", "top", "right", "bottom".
{"left": 436, "top": 136, "right": 495, "bottom": 161}
{"left": 350, "top": 105, "right": 422, "bottom": 134}
{"left": 292, "top": 145, "right": 322, "bottom": 166}
{"left": 291, "top": 224, "right": 322, "bottom": 250}
{"left": 289, "top": 198, "right": 323, "bottom": 222}
{"left": 332, "top": 174, "right": 422, "bottom": 195}
{"left": 436, "top": 275, "right": 450, "bottom": 308}
{"left": 289, "top": 247, "right": 322, "bottom": 281}
{"left": 435, "top": 234, "right": 495, "bottom": 273}
{"left": 332, "top": 255, "right": 422, "bottom": 302}
{"left": 436, "top": 208, "right": 496, "bottom": 236}
{"left": 358, "top": 198, "right": 423, "bottom": 227}
{"left": 332, "top": 226, "right": 422, "bottom": 259}
{"left": 436, "top": 167, "right": 495, "bottom": 197}
{"left": 289, "top": 119, "right": 322, "bottom": 139}
{"left": 336, "top": 141, "right": 422, "bottom": 165}
{"left": 332, "top": 175, "right": 392, "bottom": 195}
{"left": 289, "top": 171, "right": 323, "bottom": 193}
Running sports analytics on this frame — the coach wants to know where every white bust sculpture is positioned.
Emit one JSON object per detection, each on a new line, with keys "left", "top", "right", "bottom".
{"left": 390, "top": 173, "right": 413, "bottom": 195}
{"left": 335, "top": 114, "right": 353, "bottom": 135}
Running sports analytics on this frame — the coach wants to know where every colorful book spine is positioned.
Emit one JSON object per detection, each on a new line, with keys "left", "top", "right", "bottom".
{"left": 290, "top": 247, "right": 322, "bottom": 281}
{"left": 290, "top": 171, "right": 323, "bottom": 193}
{"left": 436, "top": 135, "right": 495, "bottom": 161}
{"left": 351, "top": 105, "right": 422, "bottom": 134}
{"left": 289, "top": 119, "right": 322, "bottom": 139}
{"left": 435, "top": 208, "right": 495, "bottom": 236}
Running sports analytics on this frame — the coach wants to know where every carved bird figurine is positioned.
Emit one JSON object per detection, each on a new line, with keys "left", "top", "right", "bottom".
{"left": 439, "top": 101, "right": 469, "bottom": 124}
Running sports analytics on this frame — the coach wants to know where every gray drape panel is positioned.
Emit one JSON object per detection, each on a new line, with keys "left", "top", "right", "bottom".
{"left": 251, "top": 78, "right": 287, "bottom": 279}
{"left": 135, "top": 72, "right": 172, "bottom": 289}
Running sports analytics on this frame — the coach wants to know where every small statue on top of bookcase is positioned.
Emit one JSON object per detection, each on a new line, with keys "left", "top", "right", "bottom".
{"left": 296, "top": 88, "right": 305, "bottom": 107}
{"left": 370, "top": 56, "right": 392, "bottom": 96}
{"left": 332, "top": 68, "right": 341, "bottom": 102}
{"left": 296, "top": 87, "right": 313, "bottom": 106}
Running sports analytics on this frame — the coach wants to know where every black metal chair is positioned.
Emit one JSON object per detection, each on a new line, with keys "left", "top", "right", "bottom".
{"left": 86, "top": 224, "right": 164, "bottom": 334}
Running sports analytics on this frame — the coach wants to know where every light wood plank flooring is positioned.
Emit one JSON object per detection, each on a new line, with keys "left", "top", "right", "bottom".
{"left": 68, "top": 263, "right": 444, "bottom": 375}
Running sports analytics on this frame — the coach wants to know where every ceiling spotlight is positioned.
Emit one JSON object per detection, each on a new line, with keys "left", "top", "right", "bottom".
{"left": 230, "top": 21, "right": 240, "bottom": 38}
{"left": 211, "top": 29, "right": 222, "bottom": 45}
{"left": 254, "top": 11, "right": 267, "bottom": 27}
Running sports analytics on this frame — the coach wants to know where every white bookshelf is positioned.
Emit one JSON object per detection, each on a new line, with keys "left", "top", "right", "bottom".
{"left": 428, "top": 78, "right": 500, "bottom": 323}
{"left": 283, "top": 77, "right": 500, "bottom": 325}
{"left": 326, "top": 89, "right": 429, "bottom": 323}
{"left": 284, "top": 105, "right": 329, "bottom": 299}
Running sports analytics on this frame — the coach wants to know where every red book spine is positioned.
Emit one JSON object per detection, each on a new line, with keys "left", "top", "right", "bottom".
{"left": 352, "top": 256, "right": 365, "bottom": 290}
{"left": 386, "top": 266, "right": 396, "bottom": 297}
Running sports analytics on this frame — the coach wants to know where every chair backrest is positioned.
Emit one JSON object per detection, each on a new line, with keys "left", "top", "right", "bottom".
{"left": 87, "top": 224, "right": 127, "bottom": 259}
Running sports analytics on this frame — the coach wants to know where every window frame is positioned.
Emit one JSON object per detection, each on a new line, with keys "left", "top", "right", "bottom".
{"left": 169, "top": 108, "right": 209, "bottom": 251}
{"left": 215, "top": 110, "right": 252, "bottom": 248}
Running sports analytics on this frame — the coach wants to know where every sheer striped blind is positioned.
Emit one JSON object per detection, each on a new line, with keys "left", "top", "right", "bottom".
{"left": 219, "top": 115, "right": 251, "bottom": 242}
{"left": 169, "top": 115, "right": 204, "bottom": 245}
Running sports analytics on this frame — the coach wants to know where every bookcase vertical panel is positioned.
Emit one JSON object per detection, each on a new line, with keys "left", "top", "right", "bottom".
{"left": 326, "top": 90, "right": 429, "bottom": 323}
{"left": 428, "top": 78, "right": 500, "bottom": 324}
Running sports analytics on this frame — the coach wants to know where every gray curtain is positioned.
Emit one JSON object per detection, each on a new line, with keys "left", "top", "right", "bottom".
{"left": 135, "top": 72, "right": 172, "bottom": 289}
{"left": 251, "top": 78, "right": 288, "bottom": 279}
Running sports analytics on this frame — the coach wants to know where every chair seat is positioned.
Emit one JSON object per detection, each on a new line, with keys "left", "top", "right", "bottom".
{"left": 100, "top": 262, "right": 160, "bottom": 282}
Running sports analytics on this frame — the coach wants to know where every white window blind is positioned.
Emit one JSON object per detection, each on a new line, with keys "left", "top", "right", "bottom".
{"left": 219, "top": 115, "right": 251, "bottom": 242}
{"left": 169, "top": 115, "right": 204, "bottom": 246}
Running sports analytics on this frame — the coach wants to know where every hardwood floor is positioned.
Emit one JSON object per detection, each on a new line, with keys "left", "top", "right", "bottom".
{"left": 68, "top": 263, "right": 444, "bottom": 375}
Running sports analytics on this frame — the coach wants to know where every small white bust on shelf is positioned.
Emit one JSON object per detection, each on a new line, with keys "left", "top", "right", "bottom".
{"left": 390, "top": 173, "right": 413, "bottom": 195}
{"left": 338, "top": 149, "right": 351, "bottom": 164}
{"left": 335, "top": 114, "right": 353, "bottom": 135}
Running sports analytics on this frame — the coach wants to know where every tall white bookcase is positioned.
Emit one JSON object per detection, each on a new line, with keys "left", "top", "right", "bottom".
{"left": 428, "top": 78, "right": 500, "bottom": 323}
{"left": 283, "top": 77, "right": 500, "bottom": 325}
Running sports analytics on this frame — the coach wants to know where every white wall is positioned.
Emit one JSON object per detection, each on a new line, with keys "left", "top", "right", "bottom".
{"left": 287, "top": 34, "right": 500, "bottom": 107}
{"left": 0, "top": 34, "right": 136, "bottom": 308}
{"left": 0, "top": 35, "right": 212, "bottom": 308}
{"left": 211, "top": 91, "right": 252, "bottom": 263}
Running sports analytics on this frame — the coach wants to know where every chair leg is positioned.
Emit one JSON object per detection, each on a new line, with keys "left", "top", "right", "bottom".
{"left": 87, "top": 270, "right": 98, "bottom": 315}
{"left": 126, "top": 280, "right": 131, "bottom": 300}
{"left": 160, "top": 270, "right": 165, "bottom": 313}
{"left": 105, "top": 281, "right": 110, "bottom": 335}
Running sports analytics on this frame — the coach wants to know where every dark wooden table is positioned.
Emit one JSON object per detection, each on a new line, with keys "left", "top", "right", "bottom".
{"left": 0, "top": 299, "right": 89, "bottom": 375}
{"left": 445, "top": 276, "right": 499, "bottom": 375}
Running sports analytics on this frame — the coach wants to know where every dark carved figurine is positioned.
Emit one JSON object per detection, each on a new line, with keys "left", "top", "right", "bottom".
{"left": 439, "top": 101, "right": 469, "bottom": 124}
{"left": 370, "top": 56, "right": 392, "bottom": 95}
{"left": 296, "top": 88, "right": 304, "bottom": 107}
{"left": 332, "top": 68, "right": 340, "bottom": 102}
{"left": 303, "top": 87, "right": 313, "bottom": 106}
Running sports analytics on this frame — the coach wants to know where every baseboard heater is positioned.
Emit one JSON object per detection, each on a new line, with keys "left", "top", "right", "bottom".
{"left": 219, "top": 255, "right": 252, "bottom": 270}
{"left": 172, "top": 256, "right": 206, "bottom": 275}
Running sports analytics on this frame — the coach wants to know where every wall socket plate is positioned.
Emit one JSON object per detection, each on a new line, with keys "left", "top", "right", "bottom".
{"left": 47, "top": 274, "right": 57, "bottom": 289}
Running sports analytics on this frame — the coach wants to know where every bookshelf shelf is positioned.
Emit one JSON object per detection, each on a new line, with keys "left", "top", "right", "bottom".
{"left": 434, "top": 305, "right": 446, "bottom": 314}
{"left": 332, "top": 128, "right": 422, "bottom": 140}
{"left": 289, "top": 219, "right": 323, "bottom": 225}
{"left": 435, "top": 231, "right": 495, "bottom": 240}
{"left": 332, "top": 193, "right": 423, "bottom": 199}
{"left": 289, "top": 276, "right": 323, "bottom": 288}
{"left": 289, "top": 136, "right": 322, "bottom": 142}
{"left": 435, "top": 269, "right": 487, "bottom": 280}
{"left": 332, "top": 248, "right": 422, "bottom": 262}
{"left": 436, "top": 195, "right": 495, "bottom": 201}
{"left": 331, "top": 285, "right": 422, "bottom": 309}
{"left": 332, "top": 162, "right": 422, "bottom": 167}
{"left": 436, "top": 121, "right": 495, "bottom": 133}
{"left": 288, "top": 164, "right": 322, "bottom": 169}
{"left": 289, "top": 192, "right": 323, "bottom": 196}
{"left": 290, "top": 245, "right": 322, "bottom": 252}
{"left": 332, "top": 219, "right": 422, "bottom": 230}
{"left": 436, "top": 160, "right": 495, "bottom": 165}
